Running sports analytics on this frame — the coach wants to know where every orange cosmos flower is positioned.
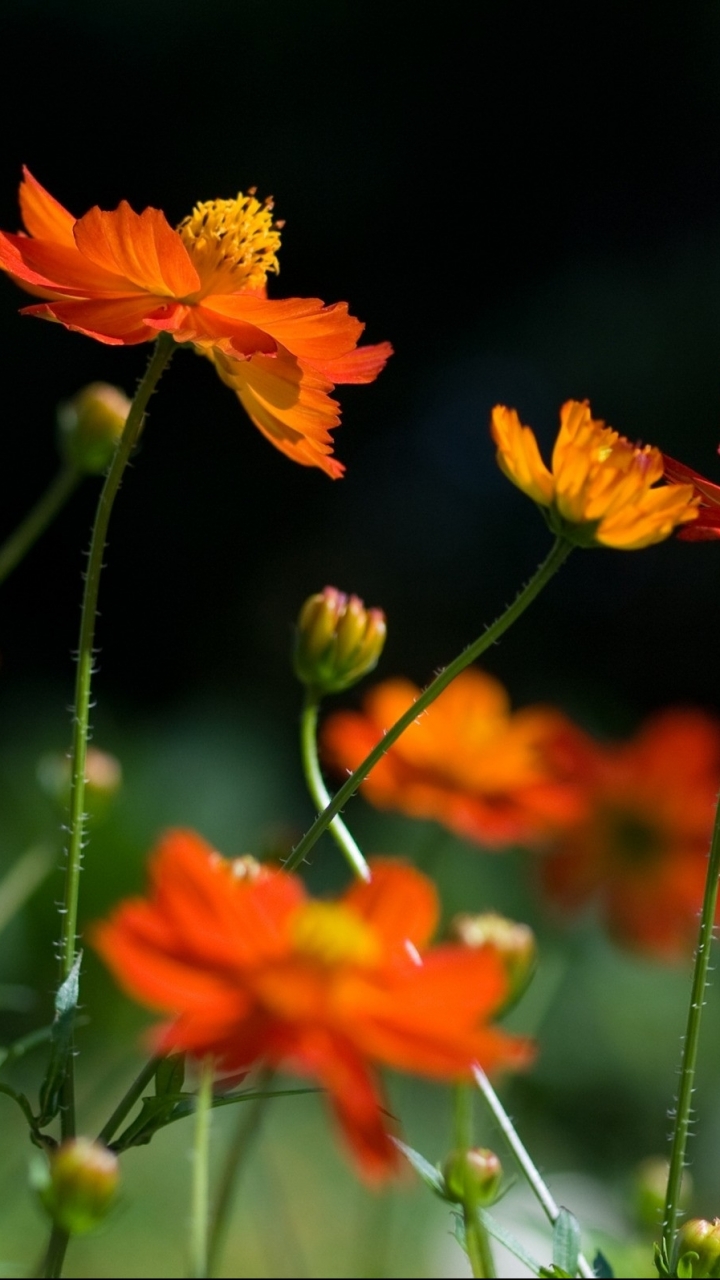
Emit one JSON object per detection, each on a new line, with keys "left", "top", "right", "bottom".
{"left": 540, "top": 710, "right": 720, "bottom": 959}
{"left": 663, "top": 454, "right": 720, "bottom": 540}
{"left": 92, "top": 830, "right": 530, "bottom": 1182}
{"left": 491, "top": 400, "right": 699, "bottom": 548}
{"left": 321, "top": 669, "right": 583, "bottom": 847}
{"left": 0, "top": 169, "right": 392, "bottom": 478}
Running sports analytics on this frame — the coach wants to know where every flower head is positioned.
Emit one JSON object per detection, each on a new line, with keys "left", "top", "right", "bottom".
{"left": 92, "top": 830, "right": 530, "bottom": 1182}
{"left": 321, "top": 669, "right": 584, "bottom": 847}
{"left": 540, "top": 710, "right": 720, "bottom": 958}
{"left": 663, "top": 454, "right": 720, "bottom": 540}
{"left": 294, "top": 587, "right": 387, "bottom": 695}
{"left": 491, "top": 400, "right": 699, "bottom": 548}
{"left": 0, "top": 169, "right": 392, "bottom": 477}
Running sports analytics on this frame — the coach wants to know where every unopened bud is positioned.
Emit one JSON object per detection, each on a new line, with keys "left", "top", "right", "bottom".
{"left": 33, "top": 1138, "right": 119, "bottom": 1235}
{"left": 451, "top": 912, "right": 536, "bottom": 1007}
{"left": 38, "top": 747, "right": 122, "bottom": 818}
{"left": 675, "top": 1219, "right": 720, "bottom": 1278}
{"left": 57, "top": 382, "right": 131, "bottom": 474}
{"left": 293, "top": 587, "right": 386, "bottom": 695}
{"left": 633, "top": 1156, "right": 692, "bottom": 1230}
{"left": 442, "top": 1148, "right": 503, "bottom": 1207}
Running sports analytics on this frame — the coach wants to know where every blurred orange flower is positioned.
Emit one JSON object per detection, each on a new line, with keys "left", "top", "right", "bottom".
{"left": 0, "top": 169, "right": 392, "bottom": 477}
{"left": 93, "top": 830, "right": 530, "bottom": 1182}
{"left": 541, "top": 710, "right": 720, "bottom": 958}
{"left": 663, "top": 454, "right": 720, "bottom": 541}
{"left": 321, "top": 669, "right": 583, "bottom": 847}
{"left": 491, "top": 400, "right": 699, "bottom": 548}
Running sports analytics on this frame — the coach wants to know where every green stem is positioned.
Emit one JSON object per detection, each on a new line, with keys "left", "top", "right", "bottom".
{"left": 300, "top": 694, "right": 370, "bottom": 882}
{"left": 472, "top": 1066, "right": 594, "bottom": 1279}
{"left": 96, "top": 1056, "right": 162, "bottom": 1146}
{"left": 0, "top": 464, "right": 80, "bottom": 586}
{"left": 190, "top": 1059, "right": 214, "bottom": 1280}
{"left": 40, "top": 1228, "right": 69, "bottom": 1280}
{"left": 452, "top": 1084, "right": 495, "bottom": 1279}
{"left": 285, "top": 537, "right": 572, "bottom": 873}
{"left": 662, "top": 787, "right": 720, "bottom": 1265}
{"left": 207, "top": 1071, "right": 272, "bottom": 1277}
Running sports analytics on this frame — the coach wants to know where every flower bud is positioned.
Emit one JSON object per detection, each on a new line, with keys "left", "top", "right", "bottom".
{"left": 442, "top": 1148, "right": 503, "bottom": 1207}
{"left": 38, "top": 747, "right": 122, "bottom": 819}
{"left": 293, "top": 587, "right": 386, "bottom": 695}
{"left": 33, "top": 1138, "right": 119, "bottom": 1235}
{"left": 675, "top": 1219, "right": 720, "bottom": 1278}
{"left": 633, "top": 1156, "right": 692, "bottom": 1231}
{"left": 451, "top": 912, "right": 536, "bottom": 1007}
{"left": 57, "top": 382, "right": 131, "bottom": 474}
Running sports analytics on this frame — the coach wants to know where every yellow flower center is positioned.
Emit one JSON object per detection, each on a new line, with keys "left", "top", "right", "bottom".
{"left": 292, "top": 902, "right": 380, "bottom": 968}
{"left": 177, "top": 192, "right": 281, "bottom": 295}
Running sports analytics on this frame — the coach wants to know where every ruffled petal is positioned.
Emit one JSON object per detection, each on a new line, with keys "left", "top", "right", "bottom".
{"left": 308, "top": 341, "right": 393, "bottom": 384}
{"left": 73, "top": 202, "right": 200, "bottom": 297}
{"left": 202, "top": 294, "right": 365, "bottom": 362}
{"left": 19, "top": 167, "right": 76, "bottom": 246}
{"left": 342, "top": 859, "right": 438, "bottom": 953}
{"left": 0, "top": 230, "right": 137, "bottom": 296}
{"left": 21, "top": 294, "right": 172, "bottom": 344}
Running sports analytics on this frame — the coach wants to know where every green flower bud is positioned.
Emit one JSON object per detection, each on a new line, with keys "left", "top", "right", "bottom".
{"left": 293, "top": 587, "right": 386, "bottom": 695}
{"left": 675, "top": 1219, "right": 720, "bottom": 1278}
{"left": 633, "top": 1156, "right": 692, "bottom": 1231}
{"left": 451, "top": 912, "right": 537, "bottom": 1008}
{"left": 442, "top": 1148, "right": 503, "bottom": 1207}
{"left": 57, "top": 382, "right": 131, "bottom": 474}
{"left": 33, "top": 1139, "right": 119, "bottom": 1236}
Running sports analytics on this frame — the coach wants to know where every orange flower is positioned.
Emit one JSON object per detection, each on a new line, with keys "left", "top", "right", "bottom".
{"left": 540, "top": 710, "right": 720, "bottom": 958}
{"left": 663, "top": 454, "right": 720, "bottom": 540}
{"left": 321, "top": 669, "right": 584, "bottom": 847}
{"left": 92, "top": 831, "right": 530, "bottom": 1181}
{"left": 0, "top": 169, "right": 392, "bottom": 478}
{"left": 491, "top": 400, "right": 699, "bottom": 548}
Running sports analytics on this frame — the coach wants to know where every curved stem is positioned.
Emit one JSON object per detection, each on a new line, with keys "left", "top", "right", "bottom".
{"left": 472, "top": 1066, "right": 594, "bottom": 1279}
{"left": 300, "top": 694, "right": 370, "bottom": 882}
{"left": 0, "top": 464, "right": 80, "bottom": 587}
{"left": 190, "top": 1059, "right": 214, "bottom": 1279}
{"left": 207, "top": 1071, "right": 272, "bottom": 1277}
{"left": 662, "top": 790, "right": 720, "bottom": 1264}
{"left": 285, "top": 537, "right": 572, "bottom": 873}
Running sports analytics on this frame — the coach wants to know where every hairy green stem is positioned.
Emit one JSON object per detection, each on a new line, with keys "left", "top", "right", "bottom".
{"left": 300, "top": 694, "right": 370, "bottom": 881}
{"left": 662, "top": 788, "right": 720, "bottom": 1265}
{"left": 285, "top": 537, "right": 572, "bottom": 873}
{"left": 0, "top": 464, "right": 80, "bottom": 586}
{"left": 190, "top": 1059, "right": 214, "bottom": 1279}
{"left": 207, "top": 1071, "right": 272, "bottom": 1277}
{"left": 472, "top": 1066, "right": 594, "bottom": 1279}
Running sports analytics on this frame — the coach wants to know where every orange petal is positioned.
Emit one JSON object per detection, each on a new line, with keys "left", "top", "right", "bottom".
{"left": 19, "top": 168, "right": 76, "bottom": 247}
{"left": 73, "top": 202, "right": 200, "bottom": 297}
{"left": 308, "top": 341, "right": 393, "bottom": 384}
{"left": 21, "top": 295, "right": 171, "bottom": 344}
{"left": 0, "top": 230, "right": 138, "bottom": 296}
{"left": 211, "top": 349, "right": 345, "bottom": 478}
{"left": 203, "top": 294, "right": 365, "bottom": 362}
{"left": 342, "top": 859, "right": 438, "bottom": 952}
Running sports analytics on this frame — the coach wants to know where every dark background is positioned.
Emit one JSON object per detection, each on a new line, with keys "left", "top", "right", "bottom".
{"left": 3, "top": 0, "right": 720, "bottom": 726}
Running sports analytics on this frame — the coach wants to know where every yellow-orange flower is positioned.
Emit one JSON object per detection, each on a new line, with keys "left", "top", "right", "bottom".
{"left": 0, "top": 169, "right": 392, "bottom": 478}
{"left": 540, "top": 710, "right": 720, "bottom": 958}
{"left": 322, "top": 669, "right": 584, "bottom": 847}
{"left": 92, "top": 830, "right": 530, "bottom": 1182}
{"left": 491, "top": 400, "right": 699, "bottom": 548}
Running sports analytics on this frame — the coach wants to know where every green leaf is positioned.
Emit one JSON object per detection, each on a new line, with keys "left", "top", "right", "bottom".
{"left": 37, "top": 955, "right": 81, "bottom": 1127}
{"left": 677, "top": 1255, "right": 696, "bottom": 1279}
{"left": 593, "top": 1250, "right": 615, "bottom": 1278}
{"left": 111, "top": 1086, "right": 319, "bottom": 1153}
{"left": 538, "top": 1269, "right": 572, "bottom": 1279}
{"left": 654, "top": 1241, "right": 672, "bottom": 1278}
{"left": 553, "top": 1208, "right": 581, "bottom": 1277}
{"left": 479, "top": 1207, "right": 545, "bottom": 1274}
{"left": 154, "top": 1054, "right": 185, "bottom": 1097}
{"left": 393, "top": 1139, "right": 446, "bottom": 1197}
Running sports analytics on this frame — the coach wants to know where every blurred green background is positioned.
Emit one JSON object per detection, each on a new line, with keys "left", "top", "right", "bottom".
{"left": 3, "top": 1, "right": 720, "bottom": 1275}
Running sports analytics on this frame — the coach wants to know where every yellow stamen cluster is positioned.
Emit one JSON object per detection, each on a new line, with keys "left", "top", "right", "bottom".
{"left": 491, "top": 400, "right": 699, "bottom": 550}
{"left": 178, "top": 191, "right": 281, "bottom": 295}
{"left": 292, "top": 902, "right": 380, "bottom": 968}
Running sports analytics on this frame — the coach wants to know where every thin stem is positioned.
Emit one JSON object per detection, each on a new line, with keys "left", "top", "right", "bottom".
{"left": 207, "top": 1071, "right": 272, "bottom": 1277}
{"left": 0, "top": 464, "right": 80, "bottom": 586}
{"left": 300, "top": 694, "right": 370, "bottom": 882}
{"left": 662, "top": 789, "right": 720, "bottom": 1264}
{"left": 96, "top": 1056, "right": 162, "bottom": 1146}
{"left": 190, "top": 1059, "right": 214, "bottom": 1280}
{"left": 452, "top": 1083, "right": 495, "bottom": 1278}
{"left": 285, "top": 537, "right": 572, "bottom": 873}
{"left": 40, "top": 1228, "right": 69, "bottom": 1280}
{"left": 472, "top": 1066, "right": 594, "bottom": 1279}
